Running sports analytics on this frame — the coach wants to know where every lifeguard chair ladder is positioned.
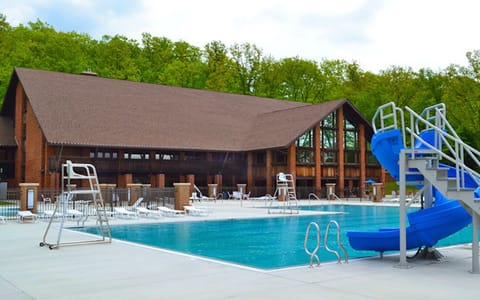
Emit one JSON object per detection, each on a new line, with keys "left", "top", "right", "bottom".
{"left": 40, "top": 160, "right": 111, "bottom": 249}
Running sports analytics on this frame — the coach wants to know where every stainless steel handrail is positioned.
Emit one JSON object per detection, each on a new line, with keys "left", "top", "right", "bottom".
{"left": 324, "top": 220, "right": 348, "bottom": 264}
{"left": 304, "top": 222, "right": 321, "bottom": 267}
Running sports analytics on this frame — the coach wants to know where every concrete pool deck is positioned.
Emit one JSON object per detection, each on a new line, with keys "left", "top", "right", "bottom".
{"left": 1, "top": 199, "right": 479, "bottom": 299}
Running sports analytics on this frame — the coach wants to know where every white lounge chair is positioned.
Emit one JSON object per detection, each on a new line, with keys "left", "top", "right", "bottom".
{"left": 17, "top": 210, "right": 37, "bottom": 222}
{"left": 113, "top": 207, "right": 137, "bottom": 219}
{"left": 136, "top": 207, "right": 162, "bottom": 218}
{"left": 184, "top": 205, "right": 210, "bottom": 216}
{"left": 0, "top": 215, "right": 6, "bottom": 224}
{"left": 157, "top": 206, "right": 185, "bottom": 217}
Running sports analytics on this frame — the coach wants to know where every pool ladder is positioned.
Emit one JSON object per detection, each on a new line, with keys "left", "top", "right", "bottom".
{"left": 304, "top": 220, "right": 348, "bottom": 267}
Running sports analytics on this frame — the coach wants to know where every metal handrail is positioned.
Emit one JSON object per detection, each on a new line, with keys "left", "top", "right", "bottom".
{"left": 324, "top": 220, "right": 348, "bottom": 264}
{"left": 304, "top": 222, "right": 321, "bottom": 267}
{"left": 372, "top": 102, "right": 406, "bottom": 146}
{"left": 405, "top": 106, "right": 480, "bottom": 189}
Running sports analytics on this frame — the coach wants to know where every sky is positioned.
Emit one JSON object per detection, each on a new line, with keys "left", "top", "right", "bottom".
{"left": 1, "top": 0, "right": 479, "bottom": 72}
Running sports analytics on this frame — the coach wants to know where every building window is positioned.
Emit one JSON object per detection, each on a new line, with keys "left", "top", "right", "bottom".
{"left": 322, "top": 111, "right": 336, "bottom": 128}
{"left": 184, "top": 152, "right": 206, "bottom": 160}
{"left": 344, "top": 118, "right": 359, "bottom": 164}
{"left": 90, "top": 150, "right": 118, "bottom": 159}
{"left": 322, "top": 151, "right": 337, "bottom": 164}
{"left": 296, "top": 130, "right": 313, "bottom": 148}
{"left": 322, "top": 129, "right": 336, "bottom": 149}
{"left": 124, "top": 152, "right": 149, "bottom": 160}
{"left": 273, "top": 150, "right": 287, "bottom": 165}
{"left": 345, "top": 151, "right": 359, "bottom": 164}
{"left": 155, "top": 152, "right": 179, "bottom": 160}
{"left": 297, "top": 149, "right": 314, "bottom": 164}
{"left": 296, "top": 129, "right": 314, "bottom": 165}
{"left": 254, "top": 152, "right": 265, "bottom": 165}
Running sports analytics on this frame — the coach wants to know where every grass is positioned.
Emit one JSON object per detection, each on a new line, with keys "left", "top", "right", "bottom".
{"left": 384, "top": 181, "right": 418, "bottom": 196}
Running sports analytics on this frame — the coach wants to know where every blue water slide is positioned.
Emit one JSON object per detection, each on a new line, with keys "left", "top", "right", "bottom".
{"left": 347, "top": 129, "right": 473, "bottom": 252}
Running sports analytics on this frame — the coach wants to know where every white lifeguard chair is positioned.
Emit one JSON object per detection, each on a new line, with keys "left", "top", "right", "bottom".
{"left": 268, "top": 172, "right": 299, "bottom": 214}
{"left": 40, "top": 160, "right": 111, "bottom": 249}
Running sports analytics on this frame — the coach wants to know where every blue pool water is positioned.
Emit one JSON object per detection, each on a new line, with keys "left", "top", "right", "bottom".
{"left": 74, "top": 204, "right": 477, "bottom": 269}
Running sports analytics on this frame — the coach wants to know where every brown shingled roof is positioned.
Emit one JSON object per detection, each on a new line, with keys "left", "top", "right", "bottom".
{"left": 8, "top": 67, "right": 369, "bottom": 151}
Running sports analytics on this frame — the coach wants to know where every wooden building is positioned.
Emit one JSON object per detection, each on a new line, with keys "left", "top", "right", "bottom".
{"left": 0, "top": 68, "right": 383, "bottom": 197}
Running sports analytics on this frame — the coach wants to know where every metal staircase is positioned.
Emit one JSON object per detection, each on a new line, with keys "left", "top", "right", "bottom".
{"left": 40, "top": 160, "right": 112, "bottom": 249}
{"left": 403, "top": 104, "right": 480, "bottom": 214}
{"left": 373, "top": 102, "right": 480, "bottom": 273}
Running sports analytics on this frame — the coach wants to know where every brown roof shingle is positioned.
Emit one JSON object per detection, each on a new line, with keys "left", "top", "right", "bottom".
{"left": 7, "top": 67, "right": 369, "bottom": 151}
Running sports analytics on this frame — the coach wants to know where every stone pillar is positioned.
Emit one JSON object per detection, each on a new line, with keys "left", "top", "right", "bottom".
{"left": 118, "top": 173, "right": 132, "bottom": 188}
{"left": 208, "top": 183, "right": 218, "bottom": 199}
{"left": 237, "top": 183, "right": 246, "bottom": 195}
{"left": 127, "top": 183, "right": 143, "bottom": 205}
{"left": 326, "top": 183, "right": 336, "bottom": 200}
{"left": 277, "top": 183, "right": 288, "bottom": 201}
{"left": 174, "top": 183, "right": 191, "bottom": 210}
{"left": 214, "top": 174, "right": 222, "bottom": 194}
{"left": 19, "top": 183, "right": 39, "bottom": 213}
{"left": 186, "top": 174, "right": 195, "bottom": 195}
{"left": 373, "top": 183, "right": 383, "bottom": 202}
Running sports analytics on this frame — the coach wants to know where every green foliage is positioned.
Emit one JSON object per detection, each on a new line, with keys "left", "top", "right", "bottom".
{"left": 0, "top": 13, "right": 480, "bottom": 156}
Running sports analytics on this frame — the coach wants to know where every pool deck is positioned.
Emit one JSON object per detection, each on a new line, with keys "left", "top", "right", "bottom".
{"left": 1, "top": 199, "right": 479, "bottom": 300}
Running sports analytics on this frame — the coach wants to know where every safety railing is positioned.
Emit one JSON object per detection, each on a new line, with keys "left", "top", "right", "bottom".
{"left": 304, "top": 220, "right": 348, "bottom": 267}
{"left": 372, "top": 101, "right": 406, "bottom": 146}
{"left": 405, "top": 105, "right": 480, "bottom": 190}
{"left": 324, "top": 220, "right": 348, "bottom": 264}
{"left": 304, "top": 222, "right": 321, "bottom": 267}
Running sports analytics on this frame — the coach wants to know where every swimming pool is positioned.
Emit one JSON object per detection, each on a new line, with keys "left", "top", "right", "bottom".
{"left": 74, "top": 204, "right": 477, "bottom": 269}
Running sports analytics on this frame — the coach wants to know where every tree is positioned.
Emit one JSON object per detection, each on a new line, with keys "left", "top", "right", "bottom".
{"left": 159, "top": 41, "right": 205, "bottom": 88}
{"left": 229, "top": 43, "right": 262, "bottom": 95}
{"left": 255, "top": 55, "right": 283, "bottom": 99}
{"left": 278, "top": 57, "right": 321, "bottom": 102}
{"left": 139, "top": 33, "right": 174, "bottom": 83}
{"left": 94, "top": 35, "right": 141, "bottom": 81}
{"left": 204, "top": 41, "right": 235, "bottom": 93}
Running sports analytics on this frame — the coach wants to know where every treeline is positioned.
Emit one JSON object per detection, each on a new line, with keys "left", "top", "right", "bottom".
{"left": 0, "top": 15, "right": 479, "bottom": 150}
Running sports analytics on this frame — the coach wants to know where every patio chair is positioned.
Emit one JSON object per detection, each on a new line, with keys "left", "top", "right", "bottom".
{"left": 17, "top": 210, "right": 38, "bottom": 222}
{"left": 126, "top": 197, "right": 144, "bottom": 211}
{"left": 157, "top": 206, "right": 185, "bottom": 217}
{"left": 184, "top": 205, "right": 211, "bottom": 216}
{"left": 136, "top": 207, "right": 162, "bottom": 218}
{"left": 0, "top": 215, "right": 5, "bottom": 224}
{"left": 113, "top": 207, "right": 137, "bottom": 219}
